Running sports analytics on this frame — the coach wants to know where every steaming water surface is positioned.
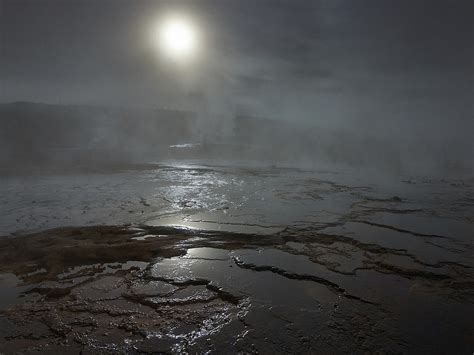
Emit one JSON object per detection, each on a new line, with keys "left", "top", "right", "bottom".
{"left": 2, "top": 162, "right": 472, "bottom": 235}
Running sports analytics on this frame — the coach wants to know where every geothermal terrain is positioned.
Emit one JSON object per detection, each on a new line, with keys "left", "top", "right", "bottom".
{"left": 0, "top": 103, "right": 473, "bottom": 353}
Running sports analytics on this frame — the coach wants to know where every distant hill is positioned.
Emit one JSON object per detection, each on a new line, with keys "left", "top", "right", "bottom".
{"left": 1, "top": 102, "right": 471, "bottom": 175}
{"left": 0, "top": 102, "right": 195, "bottom": 168}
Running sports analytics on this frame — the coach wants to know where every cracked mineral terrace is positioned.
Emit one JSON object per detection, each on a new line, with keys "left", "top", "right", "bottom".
{"left": 0, "top": 163, "right": 473, "bottom": 353}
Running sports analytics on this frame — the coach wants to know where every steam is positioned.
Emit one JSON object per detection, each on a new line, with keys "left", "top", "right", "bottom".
{"left": 0, "top": 0, "right": 472, "bottom": 177}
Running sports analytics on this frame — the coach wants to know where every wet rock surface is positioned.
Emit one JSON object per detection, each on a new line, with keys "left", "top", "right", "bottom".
{"left": 0, "top": 164, "right": 473, "bottom": 353}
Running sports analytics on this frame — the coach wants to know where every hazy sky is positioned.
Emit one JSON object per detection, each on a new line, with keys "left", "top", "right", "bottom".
{"left": 1, "top": 0, "right": 473, "bottom": 134}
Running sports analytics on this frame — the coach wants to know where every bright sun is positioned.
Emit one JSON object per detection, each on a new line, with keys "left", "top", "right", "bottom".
{"left": 157, "top": 17, "right": 198, "bottom": 60}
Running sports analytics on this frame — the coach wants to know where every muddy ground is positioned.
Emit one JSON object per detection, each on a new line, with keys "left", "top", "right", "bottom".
{"left": 0, "top": 164, "right": 473, "bottom": 353}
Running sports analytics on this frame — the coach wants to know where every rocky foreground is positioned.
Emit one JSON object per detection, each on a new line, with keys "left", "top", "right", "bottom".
{"left": 1, "top": 165, "right": 473, "bottom": 353}
{"left": 1, "top": 220, "right": 473, "bottom": 354}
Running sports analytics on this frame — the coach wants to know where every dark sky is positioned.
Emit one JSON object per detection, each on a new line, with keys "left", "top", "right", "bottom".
{"left": 1, "top": 0, "right": 473, "bottom": 135}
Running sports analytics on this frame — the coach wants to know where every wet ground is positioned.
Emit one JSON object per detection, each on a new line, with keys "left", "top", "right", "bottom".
{"left": 0, "top": 162, "right": 473, "bottom": 353}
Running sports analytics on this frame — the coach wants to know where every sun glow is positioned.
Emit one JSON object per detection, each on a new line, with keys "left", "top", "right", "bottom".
{"left": 156, "top": 16, "right": 198, "bottom": 60}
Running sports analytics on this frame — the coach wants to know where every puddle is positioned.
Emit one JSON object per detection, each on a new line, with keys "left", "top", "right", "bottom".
{"left": 0, "top": 165, "right": 473, "bottom": 353}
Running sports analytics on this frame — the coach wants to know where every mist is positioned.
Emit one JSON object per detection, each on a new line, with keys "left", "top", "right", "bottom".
{"left": 1, "top": 0, "right": 472, "bottom": 177}
{"left": 1, "top": 1, "right": 474, "bottom": 353}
